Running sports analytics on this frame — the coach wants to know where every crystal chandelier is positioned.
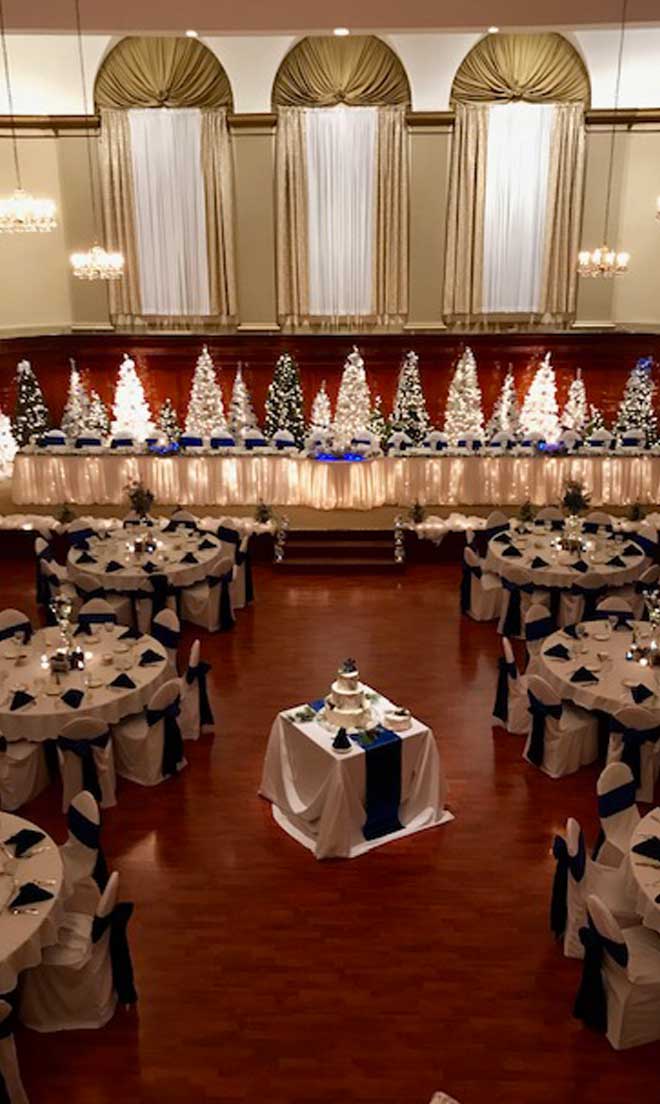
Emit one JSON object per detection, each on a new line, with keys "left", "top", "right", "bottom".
{"left": 0, "top": 1, "right": 57, "bottom": 233}
{"left": 578, "top": 0, "right": 630, "bottom": 278}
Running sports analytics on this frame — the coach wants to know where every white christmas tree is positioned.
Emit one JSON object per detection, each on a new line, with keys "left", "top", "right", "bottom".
{"left": 391, "top": 351, "right": 430, "bottom": 444}
{"left": 310, "top": 380, "right": 332, "bottom": 434}
{"left": 519, "top": 353, "right": 560, "bottom": 443}
{"left": 229, "top": 363, "right": 258, "bottom": 439}
{"left": 561, "top": 368, "right": 588, "bottom": 434}
{"left": 60, "top": 359, "right": 90, "bottom": 439}
{"left": 263, "top": 353, "right": 306, "bottom": 446}
{"left": 332, "top": 347, "right": 372, "bottom": 449}
{"left": 85, "top": 390, "right": 110, "bottom": 437}
{"left": 12, "top": 359, "right": 51, "bottom": 446}
{"left": 0, "top": 405, "right": 17, "bottom": 477}
{"left": 486, "top": 365, "right": 520, "bottom": 439}
{"left": 110, "top": 354, "right": 155, "bottom": 440}
{"left": 157, "top": 398, "right": 181, "bottom": 443}
{"left": 612, "top": 357, "right": 658, "bottom": 445}
{"left": 368, "top": 394, "right": 388, "bottom": 444}
{"left": 443, "top": 347, "right": 484, "bottom": 444}
{"left": 185, "top": 346, "right": 227, "bottom": 436}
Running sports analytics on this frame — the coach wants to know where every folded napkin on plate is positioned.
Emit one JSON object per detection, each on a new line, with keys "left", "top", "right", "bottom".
{"left": 563, "top": 624, "right": 579, "bottom": 639}
{"left": 622, "top": 543, "right": 641, "bottom": 557}
{"left": 632, "top": 836, "right": 660, "bottom": 862}
{"left": 501, "top": 545, "right": 523, "bottom": 558}
{"left": 570, "top": 666, "right": 599, "bottom": 684}
{"left": 544, "top": 643, "right": 570, "bottom": 661}
{"left": 199, "top": 538, "right": 216, "bottom": 550}
{"left": 61, "top": 688, "right": 84, "bottom": 709}
{"left": 108, "top": 673, "right": 136, "bottom": 690}
{"left": 139, "top": 648, "right": 164, "bottom": 667}
{"left": 180, "top": 552, "right": 199, "bottom": 564}
{"left": 142, "top": 561, "right": 158, "bottom": 574}
{"left": 76, "top": 551, "right": 97, "bottom": 564}
{"left": 119, "top": 627, "right": 143, "bottom": 641}
{"left": 630, "top": 683, "right": 654, "bottom": 704}
{"left": 10, "top": 690, "right": 34, "bottom": 712}
{"left": 570, "top": 560, "right": 589, "bottom": 574}
{"left": 4, "top": 828, "right": 44, "bottom": 857}
{"left": 492, "top": 532, "right": 512, "bottom": 545}
{"left": 531, "top": 556, "right": 549, "bottom": 569}
{"left": 10, "top": 882, "right": 53, "bottom": 909}
{"left": 105, "top": 560, "right": 123, "bottom": 573}
{"left": 607, "top": 555, "right": 626, "bottom": 568}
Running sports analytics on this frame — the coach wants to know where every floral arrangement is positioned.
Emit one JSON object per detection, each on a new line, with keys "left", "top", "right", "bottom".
{"left": 517, "top": 500, "right": 537, "bottom": 524}
{"left": 124, "top": 479, "right": 154, "bottom": 518}
{"left": 340, "top": 657, "right": 358, "bottom": 674}
{"left": 54, "top": 502, "right": 77, "bottom": 524}
{"left": 408, "top": 500, "right": 426, "bottom": 525}
{"left": 626, "top": 501, "right": 646, "bottom": 522}
{"left": 254, "top": 501, "right": 273, "bottom": 523}
{"left": 561, "top": 479, "right": 590, "bottom": 516}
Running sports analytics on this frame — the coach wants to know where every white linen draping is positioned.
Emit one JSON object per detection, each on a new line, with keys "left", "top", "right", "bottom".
{"left": 128, "top": 108, "right": 211, "bottom": 317}
{"left": 0, "top": 813, "right": 64, "bottom": 993}
{"left": 482, "top": 102, "right": 554, "bottom": 313}
{"left": 305, "top": 105, "right": 377, "bottom": 318}
{"left": 14, "top": 452, "right": 660, "bottom": 509}
{"left": 67, "top": 531, "right": 224, "bottom": 594}
{"left": 486, "top": 531, "right": 646, "bottom": 591}
{"left": 629, "top": 811, "right": 660, "bottom": 935}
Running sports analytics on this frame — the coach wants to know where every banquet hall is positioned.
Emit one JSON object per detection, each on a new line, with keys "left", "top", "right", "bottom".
{"left": 2, "top": 2, "right": 660, "bottom": 1102}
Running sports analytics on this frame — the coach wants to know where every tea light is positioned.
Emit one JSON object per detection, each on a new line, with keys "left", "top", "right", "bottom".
{"left": 40, "top": 654, "right": 49, "bottom": 670}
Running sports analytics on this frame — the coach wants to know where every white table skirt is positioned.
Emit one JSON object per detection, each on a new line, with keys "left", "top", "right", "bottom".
{"left": 629, "top": 810, "right": 660, "bottom": 935}
{"left": 14, "top": 452, "right": 660, "bottom": 509}
{"left": 486, "top": 532, "right": 646, "bottom": 591}
{"left": 259, "top": 698, "right": 452, "bottom": 860}
{"left": 0, "top": 812, "right": 64, "bottom": 993}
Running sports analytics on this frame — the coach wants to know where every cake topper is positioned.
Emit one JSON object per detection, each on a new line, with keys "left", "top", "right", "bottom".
{"left": 340, "top": 658, "right": 358, "bottom": 673}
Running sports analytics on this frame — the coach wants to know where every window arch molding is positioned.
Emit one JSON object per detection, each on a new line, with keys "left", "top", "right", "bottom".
{"left": 450, "top": 32, "right": 590, "bottom": 108}
{"left": 95, "top": 35, "right": 233, "bottom": 111}
{"left": 272, "top": 34, "right": 410, "bottom": 109}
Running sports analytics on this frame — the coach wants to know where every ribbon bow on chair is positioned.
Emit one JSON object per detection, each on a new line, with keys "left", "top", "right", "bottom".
{"left": 92, "top": 901, "right": 138, "bottom": 1006}
{"left": 493, "top": 655, "right": 517, "bottom": 727}
{"left": 574, "top": 918, "right": 628, "bottom": 1033}
{"left": 0, "top": 620, "right": 31, "bottom": 643}
{"left": 68, "top": 802, "right": 109, "bottom": 890}
{"left": 207, "top": 569, "right": 235, "bottom": 631}
{"left": 502, "top": 579, "right": 535, "bottom": 638}
{"left": 151, "top": 622, "right": 180, "bottom": 652}
{"left": 460, "top": 559, "right": 481, "bottom": 615}
{"left": 526, "top": 692, "right": 562, "bottom": 767}
{"left": 186, "top": 660, "right": 214, "bottom": 728}
{"left": 76, "top": 612, "right": 116, "bottom": 635}
{"left": 146, "top": 697, "right": 184, "bottom": 778}
{"left": 608, "top": 718, "right": 660, "bottom": 789}
{"left": 550, "top": 829, "right": 586, "bottom": 940}
{"left": 57, "top": 729, "right": 112, "bottom": 804}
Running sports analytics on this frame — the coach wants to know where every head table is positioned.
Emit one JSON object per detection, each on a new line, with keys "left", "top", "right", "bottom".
{"left": 629, "top": 809, "right": 660, "bottom": 936}
{"left": 67, "top": 528, "right": 225, "bottom": 593}
{"left": 486, "top": 529, "right": 646, "bottom": 590}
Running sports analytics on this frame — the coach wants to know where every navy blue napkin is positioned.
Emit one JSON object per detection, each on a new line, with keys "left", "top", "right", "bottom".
{"left": 10, "top": 690, "right": 34, "bottom": 711}
{"left": 607, "top": 555, "right": 625, "bottom": 568}
{"left": 531, "top": 556, "right": 549, "bottom": 569}
{"left": 492, "top": 532, "right": 512, "bottom": 545}
{"left": 570, "top": 666, "right": 599, "bottom": 684}
{"left": 119, "top": 627, "right": 143, "bottom": 641}
{"left": 180, "top": 552, "right": 199, "bottom": 564}
{"left": 109, "top": 673, "right": 136, "bottom": 690}
{"left": 142, "top": 561, "right": 158, "bottom": 574}
{"left": 139, "top": 649, "right": 164, "bottom": 667}
{"left": 10, "top": 882, "right": 53, "bottom": 909}
{"left": 501, "top": 545, "right": 523, "bottom": 558}
{"left": 544, "top": 643, "right": 570, "bottom": 660}
{"left": 631, "top": 683, "right": 654, "bottom": 704}
{"left": 309, "top": 698, "right": 326, "bottom": 712}
{"left": 5, "top": 828, "right": 44, "bottom": 857}
{"left": 76, "top": 551, "right": 97, "bottom": 564}
{"left": 570, "top": 560, "right": 589, "bottom": 573}
{"left": 105, "top": 560, "right": 123, "bottom": 573}
{"left": 623, "top": 542, "right": 642, "bottom": 557}
{"left": 61, "top": 688, "right": 84, "bottom": 709}
{"left": 632, "top": 836, "right": 660, "bottom": 862}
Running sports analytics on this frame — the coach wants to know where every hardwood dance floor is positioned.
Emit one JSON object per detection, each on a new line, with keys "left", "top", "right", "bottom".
{"left": 7, "top": 559, "right": 660, "bottom": 1104}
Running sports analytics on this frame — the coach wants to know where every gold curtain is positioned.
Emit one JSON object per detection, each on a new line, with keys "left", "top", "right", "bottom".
{"left": 98, "top": 109, "right": 142, "bottom": 323}
{"left": 443, "top": 103, "right": 488, "bottom": 320}
{"left": 95, "top": 36, "right": 233, "bottom": 110}
{"left": 374, "top": 106, "right": 408, "bottom": 324}
{"left": 540, "top": 103, "right": 586, "bottom": 322}
{"left": 201, "top": 110, "right": 237, "bottom": 323}
{"left": 451, "top": 33, "right": 590, "bottom": 106}
{"left": 272, "top": 36, "right": 410, "bottom": 108}
{"left": 276, "top": 108, "right": 309, "bottom": 326}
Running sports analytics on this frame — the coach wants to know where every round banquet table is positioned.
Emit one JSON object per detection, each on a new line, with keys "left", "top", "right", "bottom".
{"left": 0, "top": 811, "right": 64, "bottom": 993}
{"left": 0, "top": 624, "right": 168, "bottom": 742}
{"left": 629, "top": 809, "right": 660, "bottom": 935}
{"left": 485, "top": 529, "right": 646, "bottom": 590}
{"left": 538, "top": 620, "right": 660, "bottom": 716}
{"left": 67, "top": 528, "right": 224, "bottom": 593}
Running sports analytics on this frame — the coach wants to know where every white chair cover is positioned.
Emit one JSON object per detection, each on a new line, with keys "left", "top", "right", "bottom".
{"left": 181, "top": 554, "right": 235, "bottom": 632}
{"left": 606, "top": 706, "right": 660, "bottom": 804}
{"left": 57, "top": 718, "right": 117, "bottom": 812}
{"left": 59, "top": 790, "right": 104, "bottom": 916}
{"left": 113, "top": 679, "right": 187, "bottom": 787}
{"left": 151, "top": 609, "right": 180, "bottom": 677}
{"left": 0, "top": 741, "right": 50, "bottom": 812}
{"left": 595, "top": 762, "right": 640, "bottom": 868}
{"left": 462, "top": 547, "right": 501, "bottom": 622}
{"left": 0, "top": 1000, "right": 29, "bottom": 1104}
{"left": 524, "top": 674, "right": 598, "bottom": 778}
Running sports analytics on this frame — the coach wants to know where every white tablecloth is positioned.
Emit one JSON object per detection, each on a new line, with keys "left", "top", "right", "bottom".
{"left": 259, "top": 689, "right": 452, "bottom": 860}
{"left": 67, "top": 530, "right": 224, "bottom": 593}
{"left": 629, "top": 809, "right": 660, "bottom": 935}
{"left": 0, "top": 812, "right": 64, "bottom": 993}
{"left": 14, "top": 452, "right": 660, "bottom": 508}
{"left": 486, "top": 531, "right": 646, "bottom": 591}
{"left": 0, "top": 625, "right": 168, "bottom": 743}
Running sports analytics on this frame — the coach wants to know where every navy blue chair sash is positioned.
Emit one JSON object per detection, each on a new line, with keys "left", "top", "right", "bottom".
{"left": 75, "top": 584, "right": 107, "bottom": 603}
{"left": 92, "top": 901, "right": 137, "bottom": 1005}
{"left": 186, "top": 661, "right": 214, "bottom": 727}
{"left": 0, "top": 621, "right": 31, "bottom": 643}
{"left": 58, "top": 729, "right": 111, "bottom": 803}
{"left": 525, "top": 615, "right": 555, "bottom": 643}
{"left": 235, "top": 543, "right": 254, "bottom": 603}
{"left": 571, "top": 584, "right": 608, "bottom": 621}
{"left": 574, "top": 918, "right": 628, "bottom": 1032}
{"left": 527, "top": 692, "right": 562, "bottom": 767}
{"left": 631, "top": 533, "right": 658, "bottom": 559}
{"left": 146, "top": 697, "right": 184, "bottom": 778}
{"left": 111, "top": 438, "right": 133, "bottom": 449}
{"left": 151, "top": 622, "right": 180, "bottom": 652}
{"left": 68, "top": 527, "right": 97, "bottom": 547}
{"left": 598, "top": 779, "right": 637, "bottom": 820}
{"left": 471, "top": 522, "right": 508, "bottom": 559}
{"left": 207, "top": 570, "right": 235, "bottom": 630}
{"left": 76, "top": 611, "right": 116, "bottom": 634}
{"left": 609, "top": 719, "right": 660, "bottom": 787}
{"left": 460, "top": 560, "right": 481, "bottom": 615}
{"left": 35, "top": 545, "right": 55, "bottom": 606}
{"left": 502, "top": 579, "right": 534, "bottom": 638}
{"left": 217, "top": 525, "right": 240, "bottom": 548}
{"left": 550, "top": 830, "right": 586, "bottom": 939}
{"left": 163, "top": 518, "right": 198, "bottom": 532}
{"left": 75, "top": 437, "right": 102, "bottom": 448}
{"left": 493, "top": 656, "right": 516, "bottom": 725}
{"left": 68, "top": 804, "right": 109, "bottom": 890}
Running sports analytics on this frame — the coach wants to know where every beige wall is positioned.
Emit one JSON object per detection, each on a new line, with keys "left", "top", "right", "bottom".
{"left": 232, "top": 128, "right": 278, "bottom": 327}
{"left": 408, "top": 126, "right": 451, "bottom": 327}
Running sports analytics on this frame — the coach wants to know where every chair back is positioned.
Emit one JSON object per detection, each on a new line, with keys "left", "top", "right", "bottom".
{"left": 502, "top": 636, "right": 517, "bottom": 670}
{"left": 596, "top": 762, "right": 639, "bottom": 835}
{"left": 524, "top": 603, "right": 554, "bottom": 643}
{"left": 585, "top": 894, "right": 628, "bottom": 969}
{"left": 123, "top": 510, "right": 155, "bottom": 528}
{"left": 148, "top": 678, "right": 181, "bottom": 715}
{"left": 612, "top": 704, "right": 660, "bottom": 733}
{"left": 597, "top": 596, "right": 633, "bottom": 614}
{"left": 638, "top": 564, "right": 660, "bottom": 587}
{"left": 484, "top": 510, "right": 508, "bottom": 531}
{"left": 489, "top": 431, "right": 513, "bottom": 448}
{"left": 527, "top": 674, "right": 561, "bottom": 708}
{"left": 559, "top": 430, "right": 581, "bottom": 450}
{"left": 536, "top": 506, "right": 563, "bottom": 522}
{"left": 455, "top": 433, "right": 481, "bottom": 451}
{"left": 464, "top": 546, "right": 480, "bottom": 570}
{"left": 566, "top": 817, "right": 586, "bottom": 883}
{"left": 169, "top": 509, "right": 197, "bottom": 527}
{"left": 60, "top": 717, "right": 109, "bottom": 744}
{"left": 77, "top": 598, "right": 116, "bottom": 626}
{"left": 35, "top": 536, "right": 50, "bottom": 558}
{"left": 67, "top": 788, "right": 101, "bottom": 848}
{"left": 186, "top": 638, "right": 201, "bottom": 677}
{"left": 96, "top": 870, "right": 119, "bottom": 921}
{"left": 0, "top": 608, "right": 31, "bottom": 643}
{"left": 152, "top": 608, "right": 181, "bottom": 652}
{"left": 585, "top": 511, "right": 612, "bottom": 527}
{"left": 68, "top": 518, "right": 97, "bottom": 538}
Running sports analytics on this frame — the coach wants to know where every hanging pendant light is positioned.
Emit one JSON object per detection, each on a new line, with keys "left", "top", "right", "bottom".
{"left": 0, "top": 0, "right": 57, "bottom": 232}
{"left": 69, "top": 0, "right": 123, "bottom": 280}
{"left": 578, "top": 0, "right": 630, "bottom": 278}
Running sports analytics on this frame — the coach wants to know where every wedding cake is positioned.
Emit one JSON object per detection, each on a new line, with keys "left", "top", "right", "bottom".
{"left": 324, "top": 658, "right": 369, "bottom": 729}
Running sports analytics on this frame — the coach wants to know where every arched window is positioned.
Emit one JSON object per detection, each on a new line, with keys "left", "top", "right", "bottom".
{"left": 273, "top": 36, "right": 410, "bottom": 327}
{"left": 445, "top": 33, "right": 589, "bottom": 326}
{"left": 96, "top": 36, "right": 236, "bottom": 327}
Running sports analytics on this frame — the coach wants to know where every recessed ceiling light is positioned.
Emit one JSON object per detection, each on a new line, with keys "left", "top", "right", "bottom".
{"left": 333, "top": 27, "right": 350, "bottom": 36}
{"left": 487, "top": 26, "right": 499, "bottom": 33}
{"left": 185, "top": 29, "right": 199, "bottom": 38}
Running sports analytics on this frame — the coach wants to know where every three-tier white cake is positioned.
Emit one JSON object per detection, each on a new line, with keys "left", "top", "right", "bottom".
{"left": 324, "top": 659, "right": 369, "bottom": 729}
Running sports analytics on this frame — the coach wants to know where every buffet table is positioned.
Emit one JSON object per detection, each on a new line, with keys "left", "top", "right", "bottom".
{"left": 14, "top": 451, "right": 660, "bottom": 509}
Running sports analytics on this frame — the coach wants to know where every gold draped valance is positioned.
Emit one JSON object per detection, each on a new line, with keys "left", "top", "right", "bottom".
{"left": 451, "top": 33, "right": 590, "bottom": 107}
{"left": 95, "top": 36, "right": 233, "bottom": 110}
{"left": 272, "top": 35, "right": 410, "bottom": 108}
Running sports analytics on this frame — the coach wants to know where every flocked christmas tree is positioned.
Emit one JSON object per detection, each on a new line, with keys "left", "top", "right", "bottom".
{"left": 519, "top": 353, "right": 560, "bottom": 443}
{"left": 12, "top": 359, "right": 51, "bottom": 446}
{"left": 368, "top": 394, "right": 389, "bottom": 445}
{"left": 85, "top": 390, "right": 110, "bottom": 438}
{"left": 612, "top": 357, "right": 658, "bottom": 445}
{"left": 332, "top": 347, "right": 372, "bottom": 450}
{"left": 157, "top": 398, "right": 181, "bottom": 443}
{"left": 391, "top": 351, "right": 430, "bottom": 444}
{"left": 110, "top": 354, "right": 155, "bottom": 440}
{"left": 485, "top": 365, "right": 520, "bottom": 439}
{"left": 229, "top": 363, "right": 258, "bottom": 439}
{"left": 60, "top": 359, "right": 90, "bottom": 440}
{"left": 185, "top": 346, "right": 227, "bottom": 436}
{"left": 443, "top": 347, "right": 484, "bottom": 444}
{"left": 310, "top": 380, "right": 332, "bottom": 434}
{"left": 263, "top": 352, "right": 306, "bottom": 447}
{"left": 0, "top": 405, "right": 17, "bottom": 477}
{"left": 561, "top": 368, "right": 588, "bottom": 434}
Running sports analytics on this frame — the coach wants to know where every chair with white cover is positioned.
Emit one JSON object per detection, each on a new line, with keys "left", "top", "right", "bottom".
{"left": 163, "top": 509, "right": 197, "bottom": 532}
{"left": 583, "top": 510, "right": 613, "bottom": 533}
{"left": 41, "top": 562, "right": 78, "bottom": 616}
{"left": 122, "top": 510, "right": 155, "bottom": 528}
{"left": 606, "top": 706, "right": 660, "bottom": 804}
{"left": 20, "top": 870, "right": 137, "bottom": 1032}
{"left": 524, "top": 674, "right": 598, "bottom": 778}
{"left": 633, "top": 521, "right": 659, "bottom": 560}
{"left": 150, "top": 609, "right": 180, "bottom": 676}
{"left": 632, "top": 564, "right": 660, "bottom": 619}
{"left": 488, "top": 431, "right": 514, "bottom": 451}
{"left": 181, "top": 555, "right": 235, "bottom": 632}
{"left": 73, "top": 574, "right": 132, "bottom": 629}
{"left": 34, "top": 536, "right": 55, "bottom": 607}
{"left": 558, "top": 429, "right": 581, "bottom": 451}
{"left": 617, "top": 429, "right": 646, "bottom": 451}
{"left": 75, "top": 598, "right": 117, "bottom": 637}
{"left": 113, "top": 679, "right": 186, "bottom": 787}
{"left": 57, "top": 717, "right": 116, "bottom": 812}
{"left": 593, "top": 762, "right": 641, "bottom": 867}
{"left": 0, "top": 610, "right": 31, "bottom": 645}
{"left": 421, "top": 430, "right": 448, "bottom": 452}
{"left": 535, "top": 505, "right": 564, "bottom": 525}
{"left": 573, "top": 893, "right": 660, "bottom": 1049}
{"left": 66, "top": 519, "right": 99, "bottom": 550}
{"left": 212, "top": 523, "right": 253, "bottom": 609}
{"left": 492, "top": 637, "right": 529, "bottom": 735}
{"left": 523, "top": 602, "right": 556, "bottom": 667}
{"left": 179, "top": 640, "right": 215, "bottom": 741}
{"left": 586, "top": 429, "right": 615, "bottom": 451}
{"left": 0, "top": 1000, "right": 29, "bottom": 1103}
{"left": 59, "top": 791, "right": 108, "bottom": 916}
{"left": 454, "top": 433, "right": 482, "bottom": 452}
{"left": 0, "top": 739, "right": 50, "bottom": 812}
{"left": 460, "top": 547, "right": 501, "bottom": 621}
{"left": 470, "top": 509, "right": 509, "bottom": 558}
{"left": 518, "top": 431, "right": 544, "bottom": 453}
{"left": 559, "top": 571, "right": 607, "bottom": 628}
{"left": 595, "top": 596, "right": 634, "bottom": 629}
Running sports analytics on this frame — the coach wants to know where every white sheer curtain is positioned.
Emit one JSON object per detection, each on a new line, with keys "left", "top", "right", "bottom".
{"left": 305, "top": 105, "right": 377, "bottom": 318}
{"left": 128, "top": 107, "right": 211, "bottom": 317}
{"left": 482, "top": 102, "right": 554, "bottom": 314}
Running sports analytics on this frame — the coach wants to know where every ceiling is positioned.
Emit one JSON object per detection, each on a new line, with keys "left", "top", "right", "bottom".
{"left": 4, "top": 0, "right": 660, "bottom": 34}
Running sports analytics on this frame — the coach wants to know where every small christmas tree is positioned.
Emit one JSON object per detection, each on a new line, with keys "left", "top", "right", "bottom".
{"left": 561, "top": 368, "right": 588, "bottom": 434}
{"left": 229, "top": 363, "right": 258, "bottom": 439}
{"left": 185, "top": 346, "right": 227, "bottom": 436}
{"left": 0, "top": 405, "right": 17, "bottom": 477}
{"left": 391, "top": 351, "right": 430, "bottom": 444}
{"left": 310, "top": 380, "right": 332, "bottom": 434}
{"left": 368, "top": 394, "right": 389, "bottom": 444}
{"left": 519, "top": 353, "right": 560, "bottom": 443}
{"left": 585, "top": 403, "right": 607, "bottom": 436}
{"left": 157, "top": 398, "right": 181, "bottom": 443}
{"left": 332, "top": 347, "right": 372, "bottom": 449}
{"left": 486, "top": 365, "right": 520, "bottom": 439}
{"left": 85, "top": 390, "right": 110, "bottom": 437}
{"left": 60, "top": 359, "right": 90, "bottom": 440}
{"left": 612, "top": 357, "right": 658, "bottom": 445}
{"left": 443, "top": 347, "right": 484, "bottom": 444}
{"left": 12, "top": 359, "right": 51, "bottom": 446}
{"left": 263, "top": 352, "right": 306, "bottom": 447}
{"left": 110, "top": 355, "right": 155, "bottom": 440}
